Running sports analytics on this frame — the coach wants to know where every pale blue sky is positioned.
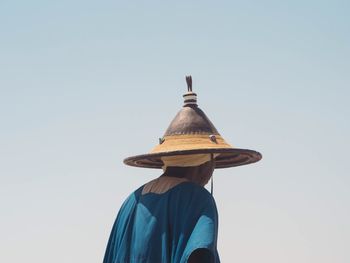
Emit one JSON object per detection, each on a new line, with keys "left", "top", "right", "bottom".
{"left": 1, "top": 1, "right": 349, "bottom": 262}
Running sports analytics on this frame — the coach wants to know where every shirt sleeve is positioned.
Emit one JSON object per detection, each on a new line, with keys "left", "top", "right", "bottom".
{"left": 178, "top": 186, "right": 220, "bottom": 263}
{"left": 103, "top": 192, "right": 139, "bottom": 263}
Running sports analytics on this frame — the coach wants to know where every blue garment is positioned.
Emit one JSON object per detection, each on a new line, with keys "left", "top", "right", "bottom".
{"left": 104, "top": 181, "right": 220, "bottom": 263}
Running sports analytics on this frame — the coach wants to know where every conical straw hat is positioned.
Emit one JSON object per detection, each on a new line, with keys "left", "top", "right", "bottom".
{"left": 124, "top": 76, "right": 262, "bottom": 169}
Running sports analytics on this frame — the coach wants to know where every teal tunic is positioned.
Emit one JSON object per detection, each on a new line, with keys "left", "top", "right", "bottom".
{"left": 103, "top": 181, "right": 220, "bottom": 263}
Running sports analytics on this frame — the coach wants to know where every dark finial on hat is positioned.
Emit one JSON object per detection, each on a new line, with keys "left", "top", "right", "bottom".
{"left": 183, "top": 75, "right": 197, "bottom": 106}
{"left": 186, "top": 75, "right": 192, "bottom": 92}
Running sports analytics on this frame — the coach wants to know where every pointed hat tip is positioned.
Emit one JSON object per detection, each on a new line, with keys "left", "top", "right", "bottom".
{"left": 183, "top": 75, "right": 197, "bottom": 106}
{"left": 185, "top": 75, "right": 192, "bottom": 92}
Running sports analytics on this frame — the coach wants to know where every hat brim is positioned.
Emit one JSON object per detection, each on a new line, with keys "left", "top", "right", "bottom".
{"left": 123, "top": 148, "right": 262, "bottom": 169}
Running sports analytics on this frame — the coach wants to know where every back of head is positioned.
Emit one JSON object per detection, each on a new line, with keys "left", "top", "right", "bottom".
{"left": 164, "top": 160, "right": 214, "bottom": 186}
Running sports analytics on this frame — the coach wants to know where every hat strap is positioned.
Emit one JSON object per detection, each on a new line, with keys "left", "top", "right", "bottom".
{"left": 210, "top": 153, "right": 214, "bottom": 196}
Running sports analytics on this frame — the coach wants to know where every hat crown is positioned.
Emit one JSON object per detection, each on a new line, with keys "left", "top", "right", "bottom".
{"left": 164, "top": 75, "right": 219, "bottom": 136}
{"left": 164, "top": 106, "right": 219, "bottom": 136}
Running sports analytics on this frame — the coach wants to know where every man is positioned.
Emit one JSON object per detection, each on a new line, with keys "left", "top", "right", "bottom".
{"left": 104, "top": 76, "right": 262, "bottom": 263}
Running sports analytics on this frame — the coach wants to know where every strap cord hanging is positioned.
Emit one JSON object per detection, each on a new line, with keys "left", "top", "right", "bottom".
{"left": 210, "top": 153, "right": 214, "bottom": 196}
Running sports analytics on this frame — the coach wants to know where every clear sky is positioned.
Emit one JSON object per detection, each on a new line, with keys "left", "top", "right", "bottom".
{"left": 1, "top": 1, "right": 349, "bottom": 262}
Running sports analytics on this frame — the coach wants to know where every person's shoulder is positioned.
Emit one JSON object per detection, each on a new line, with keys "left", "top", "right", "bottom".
{"left": 177, "top": 181, "right": 211, "bottom": 194}
{"left": 175, "top": 181, "right": 215, "bottom": 202}
{"left": 174, "top": 182, "right": 218, "bottom": 219}
{"left": 118, "top": 185, "right": 144, "bottom": 210}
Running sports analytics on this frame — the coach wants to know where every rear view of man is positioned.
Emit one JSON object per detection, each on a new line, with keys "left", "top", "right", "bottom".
{"left": 103, "top": 76, "right": 262, "bottom": 263}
